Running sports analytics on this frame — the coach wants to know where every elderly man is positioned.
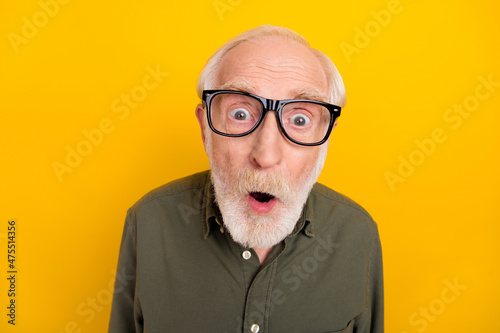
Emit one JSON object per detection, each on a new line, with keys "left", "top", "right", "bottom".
{"left": 109, "top": 25, "right": 383, "bottom": 333}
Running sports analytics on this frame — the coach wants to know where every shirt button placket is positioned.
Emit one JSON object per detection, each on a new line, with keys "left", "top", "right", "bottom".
{"left": 250, "top": 323, "right": 260, "bottom": 333}
{"left": 243, "top": 250, "right": 266, "bottom": 333}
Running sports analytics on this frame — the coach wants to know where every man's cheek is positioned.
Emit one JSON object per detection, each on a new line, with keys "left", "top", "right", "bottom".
{"left": 212, "top": 149, "right": 237, "bottom": 175}
{"left": 224, "top": 143, "right": 249, "bottom": 167}
{"left": 296, "top": 152, "right": 322, "bottom": 179}
{"left": 291, "top": 153, "right": 314, "bottom": 172}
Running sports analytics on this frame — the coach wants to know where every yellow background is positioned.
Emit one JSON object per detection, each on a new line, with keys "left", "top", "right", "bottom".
{"left": 1, "top": 0, "right": 499, "bottom": 331}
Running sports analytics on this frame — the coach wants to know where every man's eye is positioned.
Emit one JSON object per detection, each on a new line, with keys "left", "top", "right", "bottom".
{"left": 230, "top": 108, "right": 251, "bottom": 120}
{"left": 290, "top": 114, "right": 310, "bottom": 126}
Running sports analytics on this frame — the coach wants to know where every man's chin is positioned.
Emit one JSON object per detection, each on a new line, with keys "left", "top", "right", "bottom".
{"left": 225, "top": 203, "right": 297, "bottom": 249}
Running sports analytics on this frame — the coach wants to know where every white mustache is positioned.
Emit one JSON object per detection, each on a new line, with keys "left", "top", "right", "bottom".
{"left": 235, "top": 169, "right": 293, "bottom": 202}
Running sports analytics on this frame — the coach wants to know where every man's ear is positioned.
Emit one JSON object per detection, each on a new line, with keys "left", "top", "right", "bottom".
{"left": 332, "top": 119, "right": 339, "bottom": 130}
{"left": 195, "top": 103, "right": 206, "bottom": 146}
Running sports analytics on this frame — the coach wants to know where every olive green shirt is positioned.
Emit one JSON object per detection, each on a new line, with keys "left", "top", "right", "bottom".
{"left": 109, "top": 171, "right": 383, "bottom": 333}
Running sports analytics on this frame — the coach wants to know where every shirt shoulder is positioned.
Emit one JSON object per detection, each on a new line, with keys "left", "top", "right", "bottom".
{"left": 308, "top": 182, "right": 378, "bottom": 236}
{"left": 311, "top": 182, "right": 373, "bottom": 218}
{"left": 130, "top": 170, "right": 210, "bottom": 211}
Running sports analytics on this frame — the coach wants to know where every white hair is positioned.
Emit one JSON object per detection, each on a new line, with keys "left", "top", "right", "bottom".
{"left": 196, "top": 25, "right": 346, "bottom": 107}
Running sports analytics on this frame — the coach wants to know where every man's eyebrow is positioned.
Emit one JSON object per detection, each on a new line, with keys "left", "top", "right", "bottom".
{"left": 215, "top": 82, "right": 329, "bottom": 103}
{"left": 290, "top": 87, "right": 330, "bottom": 103}
{"left": 215, "top": 80, "right": 258, "bottom": 94}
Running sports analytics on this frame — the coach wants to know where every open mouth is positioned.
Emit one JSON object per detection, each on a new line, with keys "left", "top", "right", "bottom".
{"left": 247, "top": 192, "right": 277, "bottom": 215}
{"left": 250, "top": 192, "right": 275, "bottom": 203}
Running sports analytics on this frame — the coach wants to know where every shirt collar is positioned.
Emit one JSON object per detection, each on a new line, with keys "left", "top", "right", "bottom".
{"left": 202, "top": 170, "right": 316, "bottom": 239}
{"left": 202, "top": 170, "right": 219, "bottom": 239}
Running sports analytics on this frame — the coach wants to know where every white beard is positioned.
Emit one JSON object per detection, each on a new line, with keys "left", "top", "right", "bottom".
{"left": 205, "top": 129, "right": 328, "bottom": 249}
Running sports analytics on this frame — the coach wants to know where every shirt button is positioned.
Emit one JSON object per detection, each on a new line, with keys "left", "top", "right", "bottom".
{"left": 250, "top": 324, "right": 260, "bottom": 333}
{"left": 242, "top": 250, "right": 252, "bottom": 260}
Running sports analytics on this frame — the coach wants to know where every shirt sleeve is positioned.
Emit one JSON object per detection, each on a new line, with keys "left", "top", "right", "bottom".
{"left": 108, "top": 208, "right": 144, "bottom": 333}
{"left": 355, "top": 226, "right": 384, "bottom": 332}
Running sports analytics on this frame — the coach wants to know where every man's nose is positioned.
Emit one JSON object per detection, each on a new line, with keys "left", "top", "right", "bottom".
{"left": 249, "top": 111, "right": 285, "bottom": 169}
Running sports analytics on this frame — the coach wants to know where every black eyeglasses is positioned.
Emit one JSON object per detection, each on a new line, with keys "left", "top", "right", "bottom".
{"left": 202, "top": 90, "right": 341, "bottom": 146}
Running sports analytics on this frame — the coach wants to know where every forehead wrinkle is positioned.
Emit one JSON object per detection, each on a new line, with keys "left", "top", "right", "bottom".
{"left": 252, "top": 60, "right": 314, "bottom": 71}
{"left": 253, "top": 67, "right": 318, "bottom": 83}
{"left": 235, "top": 73, "right": 315, "bottom": 86}
{"left": 251, "top": 52, "right": 324, "bottom": 76}
{"left": 226, "top": 69, "right": 322, "bottom": 89}
{"left": 242, "top": 61, "right": 320, "bottom": 81}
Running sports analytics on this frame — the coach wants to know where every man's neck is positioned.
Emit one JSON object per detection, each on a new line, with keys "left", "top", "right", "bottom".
{"left": 253, "top": 247, "right": 274, "bottom": 265}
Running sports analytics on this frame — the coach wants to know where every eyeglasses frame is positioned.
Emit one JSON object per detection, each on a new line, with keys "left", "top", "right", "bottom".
{"left": 202, "top": 89, "right": 341, "bottom": 146}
